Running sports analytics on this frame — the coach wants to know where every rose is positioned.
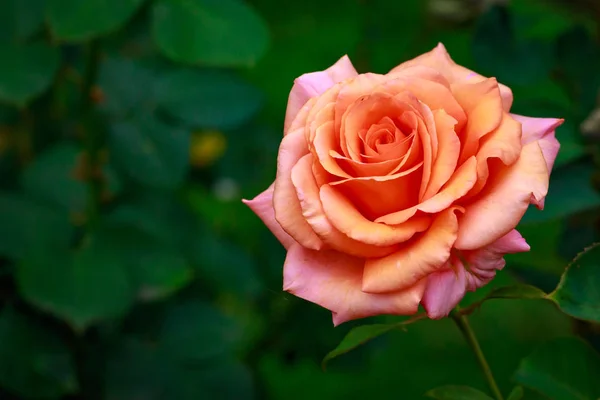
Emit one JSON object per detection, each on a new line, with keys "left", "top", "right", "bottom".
{"left": 244, "top": 44, "right": 563, "bottom": 325}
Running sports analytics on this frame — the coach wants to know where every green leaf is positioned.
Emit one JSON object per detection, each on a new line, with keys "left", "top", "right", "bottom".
{"left": 521, "top": 161, "right": 600, "bottom": 224}
{"left": 425, "top": 386, "right": 494, "bottom": 400}
{"left": 155, "top": 69, "right": 263, "bottom": 130}
{"left": 21, "top": 142, "right": 121, "bottom": 215}
{"left": 21, "top": 143, "right": 87, "bottom": 214}
{"left": 46, "top": 0, "right": 145, "bottom": 42}
{"left": 461, "top": 284, "right": 548, "bottom": 315}
{"left": 159, "top": 300, "right": 241, "bottom": 362}
{"left": 106, "top": 224, "right": 193, "bottom": 302}
{"left": 152, "top": 0, "right": 269, "bottom": 67}
{"left": 0, "top": 192, "right": 73, "bottom": 261}
{"left": 109, "top": 115, "right": 190, "bottom": 189}
{"left": 557, "top": 27, "right": 599, "bottom": 86}
{"left": 322, "top": 315, "right": 424, "bottom": 369}
{"left": 166, "top": 359, "right": 254, "bottom": 400}
{"left": 510, "top": 0, "right": 579, "bottom": 40}
{"left": 0, "top": 307, "right": 77, "bottom": 398}
{"left": 548, "top": 243, "right": 600, "bottom": 323}
{"left": 17, "top": 228, "right": 136, "bottom": 332}
{"left": 556, "top": 26, "right": 600, "bottom": 114}
{"left": 507, "top": 386, "right": 524, "bottom": 400}
{"left": 189, "top": 230, "right": 262, "bottom": 298}
{"left": 97, "top": 57, "right": 158, "bottom": 119}
{"left": 0, "top": 0, "right": 46, "bottom": 42}
{"left": 106, "top": 190, "right": 197, "bottom": 248}
{"left": 473, "top": 5, "right": 553, "bottom": 86}
{"left": 105, "top": 338, "right": 253, "bottom": 400}
{"left": 515, "top": 336, "right": 600, "bottom": 400}
{"left": 105, "top": 339, "right": 165, "bottom": 400}
{"left": 482, "top": 284, "right": 548, "bottom": 300}
{"left": 0, "top": 42, "right": 60, "bottom": 106}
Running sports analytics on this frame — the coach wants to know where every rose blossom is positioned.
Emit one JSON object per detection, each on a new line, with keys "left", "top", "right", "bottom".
{"left": 244, "top": 44, "right": 563, "bottom": 325}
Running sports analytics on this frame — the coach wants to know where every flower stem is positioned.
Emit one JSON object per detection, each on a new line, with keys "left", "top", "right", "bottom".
{"left": 450, "top": 307, "right": 504, "bottom": 400}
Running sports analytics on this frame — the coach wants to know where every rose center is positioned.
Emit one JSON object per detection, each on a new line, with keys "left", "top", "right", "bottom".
{"left": 360, "top": 114, "right": 415, "bottom": 162}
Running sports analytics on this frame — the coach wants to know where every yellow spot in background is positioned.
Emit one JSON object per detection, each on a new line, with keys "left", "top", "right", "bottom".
{"left": 190, "top": 130, "right": 227, "bottom": 167}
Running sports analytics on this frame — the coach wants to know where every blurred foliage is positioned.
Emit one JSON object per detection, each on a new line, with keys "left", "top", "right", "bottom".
{"left": 0, "top": 0, "right": 599, "bottom": 399}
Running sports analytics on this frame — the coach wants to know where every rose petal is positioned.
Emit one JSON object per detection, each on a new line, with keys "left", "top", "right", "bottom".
{"left": 284, "top": 55, "right": 358, "bottom": 132}
{"left": 286, "top": 97, "right": 317, "bottom": 135}
{"left": 362, "top": 206, "right": 463, "bottom": 293}
{"left": 376, "top": 156, "right": 478, "bottom": 225}
{"left": 334, "top": 73, "right": 387, "bottom": 135}
{"left": 422, "top": 109, "right": 460, "bottom": 200}
{"left": 463, "top": 112, "right": 523, "bottom": 200}
{"left": 455, "top": 141, "right": 549, "bottom": 250}
{"left": 463, "top": 229, "right": 530, "bottom": 277}
{"left": 273, "top": 129, "right": 324, "bottom": 250}
{"left": 422, "top": 229, "right": 531, "bottom": 319}
{"left": 330, "top": 161, "right": 423, "bottom": 219}
{"left": 313, "top": 120, "right": 352, "bottom": 178}
{"left": 320, "top": 184, "right": 430, "bottom": 246}
{"left": 242, "top": 184, "right": 295, "bottom": 250}
{"left": 380, "top": 75, "right": 467, "bottom": 133}
{"left": 291, "top": 153, "right": 397, "bottom": 258}
{"left": 340, "top": 91, "right": 421, "bottom": 164}
{"left": 511, "top": 114, "right": 564, "bottom": 173}
{"left": 451, "top": 78, "right": 504, "bottom": 164}
{"left": 421, "top": 262, "right": 468, "bottom": 319}
{"left": 391, "top": 43, "right": 513, "bottom": 111}
{"left": 283, "top": 244, "right": 426, "bottom": 326}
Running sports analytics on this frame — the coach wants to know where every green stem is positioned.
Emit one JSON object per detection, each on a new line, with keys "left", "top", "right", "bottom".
{"left": 81, "top": 40, "right": 102, "bottom": 227}
{"left": 450, "top": 307, "right": 504, "bottom": 400}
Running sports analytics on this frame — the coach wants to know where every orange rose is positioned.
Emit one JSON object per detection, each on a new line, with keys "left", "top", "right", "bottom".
{"left": 244, "top": 44, "right": 563, "bottom": 325}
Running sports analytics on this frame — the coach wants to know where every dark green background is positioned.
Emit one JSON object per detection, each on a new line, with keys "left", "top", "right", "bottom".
{"left": 1, "top": 0, "right": 600, "bottom": 399}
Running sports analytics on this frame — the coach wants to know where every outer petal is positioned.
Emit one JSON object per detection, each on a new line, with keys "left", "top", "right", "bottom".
{"left": 455, "top": 141, "right": 549, "bottom": 250}
{"left": 291, "top": 153, "right": 397, "bottom": 258}
{"left": 273, "top": 129, "right": 323, "bottom": 250}
{"left": 284, "top": 55, "right": 358, "bottom": 132}
{"left": 511, "top": 114, "right": 564, "bottom": 173}
{"left": 390, "top": 43, "right": 513, "bottom": 111}
{"left": 283, "top": 244, "right": 426, "bottom": 326}
{"left": 242, "top": 184, "right": 295, "bottom": 250}
{"left": 463, "top": 229, "right": 530, "bottom": 278}
{"left": 462, "top": 112, "right": 523, "bottom": 201}
{"left": 421, "top": 263, "right": 468, "bottom": 319}
{"left": 362, "top": 206, "right": 463, "bottom": 293}
{"left": 452, "top": 78, "right": 504, "bottom": 163}
{"left": 422, "top": 229, "right": 531, "bottom": 319}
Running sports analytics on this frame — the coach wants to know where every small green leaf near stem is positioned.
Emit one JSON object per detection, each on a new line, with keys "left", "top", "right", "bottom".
{"left": 450, "top": 307, "right": 504, "bottom": 400}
